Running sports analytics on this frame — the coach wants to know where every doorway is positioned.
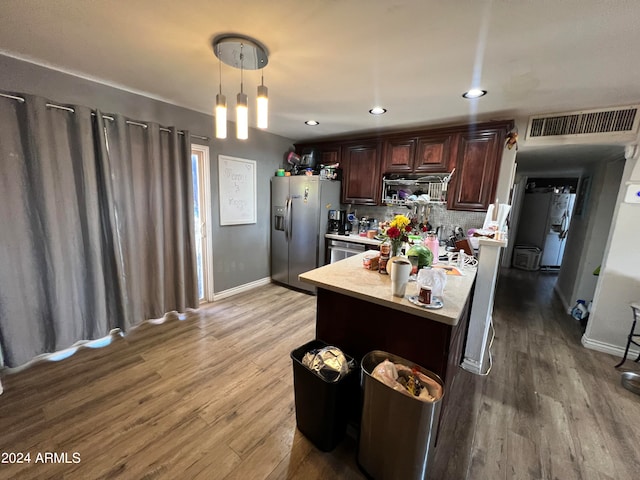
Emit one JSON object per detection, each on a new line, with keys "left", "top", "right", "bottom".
{"left": 514, "top": 177, "right": 578, "bottom": 270}
{"left": 191, "top": 144, "right": 213, "bottom": 303}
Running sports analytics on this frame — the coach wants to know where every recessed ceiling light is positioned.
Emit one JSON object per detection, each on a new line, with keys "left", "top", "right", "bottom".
{"left": 369, "top": 107, "right": 387, "bottom": 115}
{"left": 305, "top": 120, "right": 319, "bottom": 126}
{"left": 462, "top": 89, "right": 487, "bottom": 99}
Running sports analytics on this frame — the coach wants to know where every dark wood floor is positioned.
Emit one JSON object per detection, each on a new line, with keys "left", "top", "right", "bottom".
{"left": 0, "top": 268, "right": 638, "bottom": 479}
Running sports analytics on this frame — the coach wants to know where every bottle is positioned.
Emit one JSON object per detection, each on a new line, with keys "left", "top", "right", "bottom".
{"left": 424, "top": 233, "right": 439, "bottom": 264}
{"left": 457, "top": 249, "right": 465, "bottom": 269}
{"left": 379, "top": 242, "right": 390, "bottom": 274}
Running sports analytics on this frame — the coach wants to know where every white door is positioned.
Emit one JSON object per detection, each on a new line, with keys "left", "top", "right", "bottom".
{"left": 191, "top": 145, "right": 213, "bottom": 302}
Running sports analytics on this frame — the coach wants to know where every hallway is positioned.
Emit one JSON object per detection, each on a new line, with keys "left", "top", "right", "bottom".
{"left": 432, "top": 267, "right": 640, "bottom": 479}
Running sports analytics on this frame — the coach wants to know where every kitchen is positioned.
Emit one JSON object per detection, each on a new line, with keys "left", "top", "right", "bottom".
{"left": 1, "top": 1, "right": 640, "bottom": 479}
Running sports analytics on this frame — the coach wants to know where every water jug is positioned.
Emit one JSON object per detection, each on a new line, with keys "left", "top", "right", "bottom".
{"left": 424, "top": 232, "right": 439, "bottom": 264}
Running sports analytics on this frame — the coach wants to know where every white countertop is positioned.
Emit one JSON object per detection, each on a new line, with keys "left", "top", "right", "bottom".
{"left": 299, "top": 251, "right": 477, "bottom": 326}
{"left": 325, "top": 233, "right": 383, "bottom": 247}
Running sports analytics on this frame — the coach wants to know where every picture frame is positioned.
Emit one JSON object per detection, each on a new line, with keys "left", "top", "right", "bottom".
{"left": 218, "top": 155, "right": 257, "bottom": 225}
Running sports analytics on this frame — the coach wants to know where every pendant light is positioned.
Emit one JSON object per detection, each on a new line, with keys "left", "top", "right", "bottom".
{"left": 257, "top": 70, "right": 268, "bottom": 129}
{"left": 236, "top": 43, "right": 248, "bottom": 140}
{"left": 211, "top": 34, "right": 269, "bottom": 141}
{"left": 215, "top": 47, "right": 227, "bottom": 139}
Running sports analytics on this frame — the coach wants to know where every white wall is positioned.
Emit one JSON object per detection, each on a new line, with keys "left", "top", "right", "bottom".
{"left": 554, "top": 158, "right": 624, "bottom": 311}
{"left": 583, "top": 152, "right": 640, "bottom": 357}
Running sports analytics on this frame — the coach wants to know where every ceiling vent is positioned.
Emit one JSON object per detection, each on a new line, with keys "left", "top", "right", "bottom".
{"left": 526, "top": 105, "right": 640, "bottom": 145}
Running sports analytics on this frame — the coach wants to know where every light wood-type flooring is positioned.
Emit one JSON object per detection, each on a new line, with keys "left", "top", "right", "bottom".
{"left": 0, "top": 269, "right": 639, "bottom": 479}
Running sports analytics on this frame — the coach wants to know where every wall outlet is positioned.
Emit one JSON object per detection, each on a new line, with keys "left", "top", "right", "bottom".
{"left": 624, "top": 184, "right": 640, "bottom": 203}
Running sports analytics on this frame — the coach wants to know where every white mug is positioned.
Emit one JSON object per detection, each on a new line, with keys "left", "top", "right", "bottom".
{"left": 390, "top": 259, "right": 412, "bottom": 297}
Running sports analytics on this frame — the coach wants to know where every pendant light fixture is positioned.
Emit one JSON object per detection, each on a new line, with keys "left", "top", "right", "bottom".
{"left": 257, "top": 70, "right": 268, "bottom": 129}
{"left": 215, "top": 46, "right": 227, "bottom": 139}
{"left": 212, "top": 34, "right": 269, "bottom": 141}
{"left": 236, "top": 43, "right": 248, "bottom": 140}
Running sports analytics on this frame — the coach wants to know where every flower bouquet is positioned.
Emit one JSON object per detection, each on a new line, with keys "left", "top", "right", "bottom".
{"left": 381, "top": 214, "right": 413, "bottom": 256}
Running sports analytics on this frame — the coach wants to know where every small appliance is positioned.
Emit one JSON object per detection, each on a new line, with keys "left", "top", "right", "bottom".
{"left": 328, "top": 210, "right": 340, "bottom": 234}
{"left": 338, "top": 210, "right": 349, "bottom": 235}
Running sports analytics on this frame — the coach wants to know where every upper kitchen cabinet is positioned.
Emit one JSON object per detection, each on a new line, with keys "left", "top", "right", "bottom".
{"left": 382, "top": 133, "right": 452, "bottom": 174}
{"left": 382, "top": 136, "right": 416, "bottom": 173}
{"left": 414, "top": 133, "right": 453, "bottom": 173}
{"left": 447, "top": 125, "right": 508, "bottom": 211}
{"left": 342, "top": 141, "right": 381, "bottom": 205}
{"left": 319, "top": 144, "right": 341, "bottom": 165}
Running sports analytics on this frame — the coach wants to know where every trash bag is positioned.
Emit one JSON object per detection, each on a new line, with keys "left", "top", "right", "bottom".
{"left": 302, "top": 346, "right": 352, "bottom": 382}
{"left": 371, "top": 359, "right": 443, "bottom": 402}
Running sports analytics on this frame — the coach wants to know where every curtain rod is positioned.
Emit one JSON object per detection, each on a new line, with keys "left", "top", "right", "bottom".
{"left": 0, "top": 93, "right": 209, "bottom": 141}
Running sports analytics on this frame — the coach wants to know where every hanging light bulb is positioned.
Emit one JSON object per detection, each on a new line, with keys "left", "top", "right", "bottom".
{"left": 215, "top": 48, "right": 227, "bottom": 139}
{"left": 215, "top": 92, "right": 227, "bottom": 139}
{"left": 236, "top": 91, "right": 248, "bottom": 140}
{"left": 236, "top": 44, "right": 248, "bottom": 140}
{"left": 257, "top": 70, "right": 268, "bottom": 129}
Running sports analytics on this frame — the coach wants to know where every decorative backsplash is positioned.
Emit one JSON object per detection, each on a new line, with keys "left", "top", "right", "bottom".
{"left": 344, "top": 203, "right": 486, "bottom": 238}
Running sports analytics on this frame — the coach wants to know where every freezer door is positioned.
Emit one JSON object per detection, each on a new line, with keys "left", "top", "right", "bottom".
{"left": 541, "top": 232, "right": 563, "bottom": 267}
{"left": 271, "top": 177, "right": 289, "bottom": 285}
{"left": 288, "top": 177, "right": 321, "bottom": 292}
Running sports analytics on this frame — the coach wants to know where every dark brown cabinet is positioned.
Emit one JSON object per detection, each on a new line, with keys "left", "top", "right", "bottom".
{"left": 295, "top": 119, "right": 511, "bottom": 209}
{"left": 382, "top": 134, "right": 451, "bottom": 174}
{"left": 342, "top": 142, "right": 381, "bottom": 205}
{"left": 447, "top": 128, "right": 505, "bottom": 211}
{"left": 319, "top": 144, "right": 340, "bottom": 166}
{"left": 414, "top": 133, "right": 452, "bottom": 173}
{"left": 382, "top": 137, "right": 415, "bottom": 173}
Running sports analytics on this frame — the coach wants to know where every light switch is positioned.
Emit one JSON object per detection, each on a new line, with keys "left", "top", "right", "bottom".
{"left": 624, "top": 184, "right": 640, "bottom": 203}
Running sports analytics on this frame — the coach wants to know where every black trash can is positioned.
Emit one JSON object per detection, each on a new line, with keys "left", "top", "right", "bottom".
{"left": 358, "top": 350, "right": 444, "bottom": 480}
{"left": 290, "top": 339, "right": 358, "bottom": 451}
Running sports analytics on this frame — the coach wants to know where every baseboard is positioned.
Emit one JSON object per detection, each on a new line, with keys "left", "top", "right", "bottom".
{"left": 581, "top": 334, "right": 640, "bottom": 359}
{"left": 212, "top": 277, "right": 272, "bottom": 301}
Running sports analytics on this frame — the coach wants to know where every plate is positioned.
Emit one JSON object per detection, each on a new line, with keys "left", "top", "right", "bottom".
{"left": 408, "top": 295, "right": 443, "bottom": 309}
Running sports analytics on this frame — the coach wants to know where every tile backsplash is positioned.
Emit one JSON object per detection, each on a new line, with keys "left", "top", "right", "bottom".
{"left": 344, "top": 203, "right": 486, "bottom": 237}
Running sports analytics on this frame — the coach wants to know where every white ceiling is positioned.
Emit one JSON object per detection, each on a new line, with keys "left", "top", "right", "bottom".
{"left": 1, "top": 0, "right": 639, "bottom": 166}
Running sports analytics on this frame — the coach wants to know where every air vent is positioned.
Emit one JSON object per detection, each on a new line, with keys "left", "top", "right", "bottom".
{"left": 526, "top": 106, "right": 640, "bottom": 144}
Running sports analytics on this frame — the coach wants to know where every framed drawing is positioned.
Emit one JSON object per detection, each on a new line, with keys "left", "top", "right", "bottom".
{"left": 574, "top": 175, "right": 591, "bottom": 218}
{"left": 218, "top": 155, "right": 257, "bottom": 225}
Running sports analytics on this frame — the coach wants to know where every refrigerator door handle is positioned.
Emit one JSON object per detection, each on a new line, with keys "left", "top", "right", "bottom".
{"left": 285, "top": 196, "right": 292, "bottom": 241}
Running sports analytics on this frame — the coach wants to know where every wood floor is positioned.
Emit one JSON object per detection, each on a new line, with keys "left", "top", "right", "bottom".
{"left": 0, "top": 269, "right": 639, "bottom": 479}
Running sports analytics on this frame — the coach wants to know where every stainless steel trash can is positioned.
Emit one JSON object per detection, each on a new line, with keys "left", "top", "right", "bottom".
{"left": 358, "top": 350, "right": 444, "bottom": 480}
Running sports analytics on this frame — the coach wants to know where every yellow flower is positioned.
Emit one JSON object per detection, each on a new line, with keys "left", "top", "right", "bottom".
{"left": 389, "top": 214, "right": 410, "bottom": 230}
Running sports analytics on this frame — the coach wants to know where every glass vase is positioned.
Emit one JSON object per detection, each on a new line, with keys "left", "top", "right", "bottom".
{"left": 390, "top": 239, "right": 403, "bottom": 257}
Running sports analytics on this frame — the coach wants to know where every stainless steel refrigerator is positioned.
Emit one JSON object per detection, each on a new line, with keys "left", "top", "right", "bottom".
{"left": 515, "top": 191, "right": 575, "bottom": 267}
{"left": 271, "top": 176, "right": 341, "bottom": 292}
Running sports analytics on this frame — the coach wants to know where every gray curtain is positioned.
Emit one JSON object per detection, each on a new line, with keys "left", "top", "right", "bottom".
{"left": 99, "top": 116, "right": 198, "bottom": 331}
{"left": 0, "top": 93, "right": 198, "bottom": 368}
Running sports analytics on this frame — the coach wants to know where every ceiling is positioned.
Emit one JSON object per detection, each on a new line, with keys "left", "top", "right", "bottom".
{"left": 1, "top": 0, "right": 639, "bottom": 166}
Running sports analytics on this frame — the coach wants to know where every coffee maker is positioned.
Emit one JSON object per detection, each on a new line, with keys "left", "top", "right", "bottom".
{"left": 328, "top": 210, "right": 341, "bottom": 234}
{"left": 338, "top": 210, "right": 349, "bottom": 235}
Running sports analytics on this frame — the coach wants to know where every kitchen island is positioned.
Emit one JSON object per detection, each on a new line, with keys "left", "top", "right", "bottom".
{"left": 299, "top": 252, "right": 476, "bottom": 386}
